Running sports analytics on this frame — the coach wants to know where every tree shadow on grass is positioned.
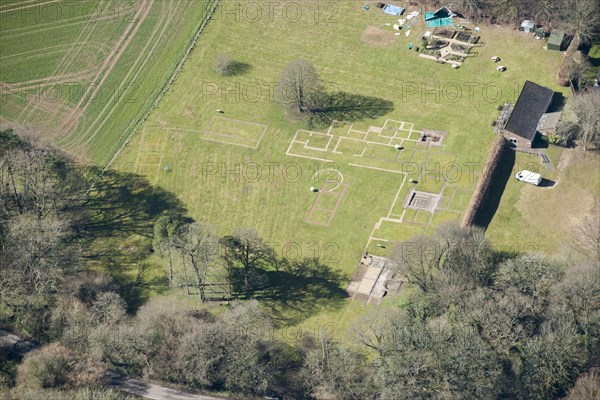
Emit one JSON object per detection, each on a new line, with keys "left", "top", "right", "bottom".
{"left": 589, "top": 56, "right": 600, "bottom": 68}
{"left": 241, "top": 258, "right": 349, "bottom": 325}
{"left": 580, "top": 43, "right": 600, "bottom": 66}
{"left": 78, "top": 168, "right": 189, "bottom": 239}
{"left": 118, "top": 262, "right": 170, "bottom": 313}
{"left": 96, "top": 239, "right": 171, "bottom": 312}
{"left": 227, "top": 61, "right": 252, "bottom": 76}
{"left": 77, "top": 168, "right": 189, "bottom": 311}
{"left": 309, "top": 92, "right": 394, "bottom": 128}
{"left": 473, "top": 147, "right": 515, "bottom": 229}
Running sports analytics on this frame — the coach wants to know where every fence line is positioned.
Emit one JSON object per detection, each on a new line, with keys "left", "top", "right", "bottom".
{"left": 103, "top": 0, "right": 221, "bottom": 173}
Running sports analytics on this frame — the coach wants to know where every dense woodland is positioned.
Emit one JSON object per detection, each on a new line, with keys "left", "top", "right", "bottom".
{"left": 441, "top": 0, "right": 599, "bottom": 42}
{"left": 1, "top": 127, "right": 599, "bottom": 400}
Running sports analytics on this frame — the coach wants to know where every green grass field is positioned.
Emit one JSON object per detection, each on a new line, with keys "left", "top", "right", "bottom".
{"left": 112, "top": 1, "right": 570, "bottom": 327}
{"left": 0, "top": 0, "right": 213, "bottom": 165}
{"left": 486, "top": 148, "right": 600, "bottom": 255}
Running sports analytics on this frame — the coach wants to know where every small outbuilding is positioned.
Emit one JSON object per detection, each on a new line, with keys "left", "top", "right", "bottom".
{"left": 519, "top": 20, "right": 535, "bottom": 33}
{"left": 383, "top": 4, "right": 405, "bottom": 16}
{"left": 548, "top": 31, "right": 566, "bottom": 51}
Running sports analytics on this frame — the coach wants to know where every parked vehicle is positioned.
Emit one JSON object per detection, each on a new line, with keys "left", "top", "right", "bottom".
{"left": 515, "top": 170, "right": 542, "bottom": 185}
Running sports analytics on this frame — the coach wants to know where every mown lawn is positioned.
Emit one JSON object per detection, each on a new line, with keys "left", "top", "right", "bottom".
{"left": 486, "top": 148, "right": 600, "bottom": 256}
{"left": 113, "top": 1, "right": 568, "bottom": 327}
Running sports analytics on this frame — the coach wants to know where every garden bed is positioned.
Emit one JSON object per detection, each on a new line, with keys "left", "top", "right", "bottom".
{"left": 444, "top": 54, "right": 466, "bottom": 62}
{"left": 456, "top": 32, "right": 480, "bottom": 44}
{"left": 421, "top": 49, "right": 442, "bottom": 58}
{"left": 434, "top": 28, "right": 456, "bottom": 39}
{"left": 450, "top": 43, "right": 471, "bottom": 54}
{"left": 426, "top": 39, "right": 449, "bottom": 50}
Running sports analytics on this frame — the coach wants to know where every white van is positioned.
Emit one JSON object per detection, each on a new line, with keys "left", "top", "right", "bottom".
{"left": 515, "top": 170, "right": 542, "bottom": 186}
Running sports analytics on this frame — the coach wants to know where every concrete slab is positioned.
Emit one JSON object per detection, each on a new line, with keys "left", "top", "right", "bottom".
{"left": 357, "top": 278, "right": 377, "bottom": 295}
{"left": 364, "top": 266, "right": 383, "bottom": 280}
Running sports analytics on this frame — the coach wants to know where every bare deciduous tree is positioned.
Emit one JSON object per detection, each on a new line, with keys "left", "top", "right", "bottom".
{"left": 0, "top": 213, "right": 74, "bottom": 304}
{"left": 531, "top": 0, "right": 559, "bottom": 27}
{"left": 462, "top": 287, "right": 534, "bottom": 355}
{"left": 486, "top": 0, "right": 520, "bottom": 24}
{"left": 153, "top": 213, "right": 184, "bottom": 288}
{"left": 213, "top": 53, "right": 234, "bottom": 76}
{"left": 301, "top": 335, "right": 371, "bottom": 400}
{"left": 551, "top": 261, "right": 600, "bottom": 361}
{"left": 520, "top": 320, "right": 586, "bottom": 399}
{"left": 172, "top": 222, "right": 218, "bottom": 302}
{"left": 220, "top": 228, "right": 274, "bottom": 295}
{"left": 494, "top": 254, "right": 563, "bottom": 315}
{"left": 277, "top": 60, "right": 324, "bottom": 115}
{"left": 558, "top": 91, "right": 600, "bottom": 150}
{"left": 454, "top": 0, "right": 484, "bottom": 20}
{"left": 571, "top": 216, "right": 600, "bottom": 260}
{"left": 390, "top": 235, "right": 445, "bottom": 293}
{"left": 556, "top": 0, "right": 600, "bottom": 45}
{"left": 91, "top": 292, "right": 126, "bottom": 325}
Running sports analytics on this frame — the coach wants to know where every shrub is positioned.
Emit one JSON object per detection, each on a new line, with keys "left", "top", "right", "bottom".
{"left": 566, "top": 370, "right": 600, "bottom": 400}
{"left": 91, "top": 292, "right": 126, "bottom": 325}
{"left": 7, "top": 387, "right": 132, "bottom": 400}
{"left": 544, "top": 133, "right": 564, "bottom": 145}
{"left": 16, "top": 344, "right": 72, "bottom": 389}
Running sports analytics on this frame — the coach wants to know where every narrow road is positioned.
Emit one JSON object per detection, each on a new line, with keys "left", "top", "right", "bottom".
{"left": 0, "top": 330, "right": 228, "bottom": 400}
{"left": 105, "top": 372, "right": 228, "bottom": 400}
{"left": 0, "top": 329, "right": 39, "bottom": 356}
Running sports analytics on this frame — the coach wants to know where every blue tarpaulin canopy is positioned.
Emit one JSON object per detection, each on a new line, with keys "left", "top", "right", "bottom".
{"left": 383, "top": 4, "right": 405, "bottom": 16}
{"left": 424, "top": 6, "right": 454, "bottom": 27}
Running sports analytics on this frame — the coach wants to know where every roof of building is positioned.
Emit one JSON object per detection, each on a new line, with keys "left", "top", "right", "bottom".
{"left": 548, "top": 30, "right": 565, "bottom": 46}
{"left": 537, "top": 112, "right": 562, "bottom": 132}
{"left": 425, "top": 6, "right": 452, "bottom": 20}
{"left": 521, "top": 20, "right": 535, "bottom": 28}
{"left": 505, "top": 81, "right": 554, "bottom": 141}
